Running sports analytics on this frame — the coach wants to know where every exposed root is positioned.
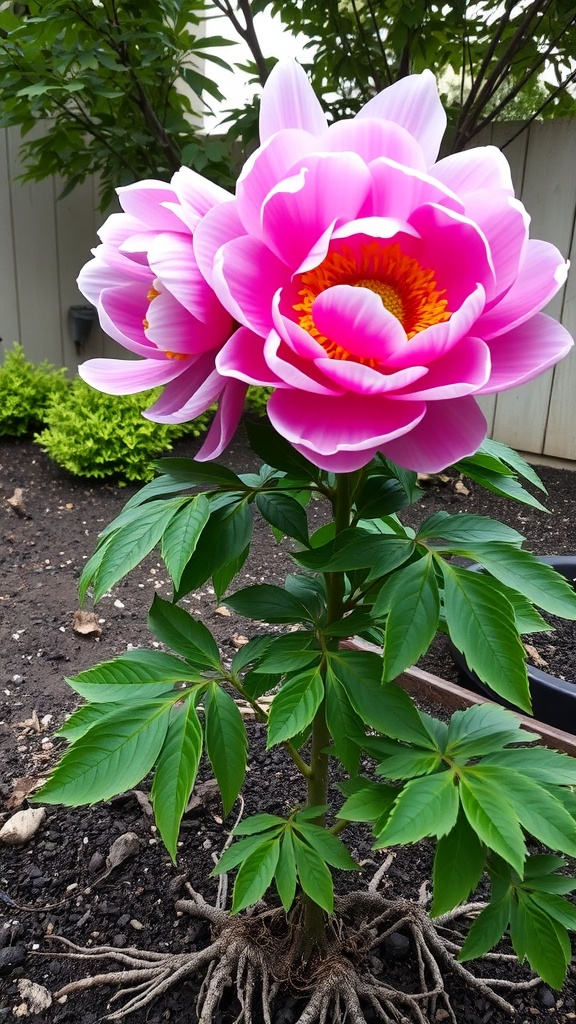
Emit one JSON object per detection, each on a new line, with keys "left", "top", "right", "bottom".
{"left": 43, "top": 881, "right": 542, "bottom": 1023}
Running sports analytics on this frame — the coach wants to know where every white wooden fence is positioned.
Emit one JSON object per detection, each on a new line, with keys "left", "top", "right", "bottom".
{"left": 1, "top": 118, "right": 576, "bottom": 461}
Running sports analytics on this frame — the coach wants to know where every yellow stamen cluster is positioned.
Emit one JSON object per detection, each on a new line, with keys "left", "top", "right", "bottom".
{"left": 293, "top": 242, "right": 451, "bottom": 363}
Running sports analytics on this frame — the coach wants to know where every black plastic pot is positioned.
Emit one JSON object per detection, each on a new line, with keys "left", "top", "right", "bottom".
{"left": 449, "top": 556, "right": 576, "bottom": 733}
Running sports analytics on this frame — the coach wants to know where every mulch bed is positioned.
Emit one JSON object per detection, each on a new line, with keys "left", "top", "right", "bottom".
{"left": 1, "top": 430, "right": 576, "bottom": 1023}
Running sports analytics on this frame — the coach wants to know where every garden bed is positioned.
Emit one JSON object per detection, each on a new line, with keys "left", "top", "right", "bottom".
{"left": 1, "top": 432, "right": 576, "bottom": 1023}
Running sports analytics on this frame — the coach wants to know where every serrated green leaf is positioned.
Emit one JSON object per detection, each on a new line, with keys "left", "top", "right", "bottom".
{"left": 338, "top": 778, "right": 397, "bottom": 822}
{"left": 148, "top": 595, "right": 221, "bottom": 669}
{"left": 513, "top": 895, "right": 569, "bottom": 987}
{"left": 36, "top": 700, "right": 173, "bottom": 806}
{"left": 153, "top": 457, "right": 244, "bottom": 489}
{"left": 526, "top": 891, "right": 576, "bottom": 931}
{"left": 89, "top": 498, "right": 185, "bottom": 602}
{"left": 65, "top": 650, "right": 202, "bottom": 702}
{"left": 294, "top": 530, "right": 414, "bottom": 578}
{"left": 285, "top": 574, "right": 326, "bottom": 620}
{"left": 474, "top": 439, "right": 547, "bottom": 491}
{"left": 480, "top": 746, "right": 576, "bottom": 786}
{"left": 267, "top": 667, "right": 324, "bottom": 748}
{"left": 151, "top": 697, "right": 203, "bottom": 861}
{"left": 325, "top": 667, "right": 365, "bottom": 775}
{"left": 231, "top": 634, "right": 274, "bottom": 673}
{"left": 212, "top": 829, "right": 283, "bottom": 875}
{"left": 56, "top": 702, "right": 121, "bottom": 742}
{"left": 445, "top": 704, "right": 530, "bottom": 758}
{"left": 432, "top": 809, "right": 486, "bottom": 916}
{"left": 175, "top": 500, "right": 252, "bottom": 600}
{"left": 354, "top": 475, "right": 412, "bottom": 520}
{"left": 375, "top": 771, "right": 459, "bottom": 846}
{"left": 232, "top": 838, "right": 281, "bottom": 913}
{"left": 441, "top": 562, "right": 530, "bottom": 712}
{"left": 212, "top": 543, "right": 250, "bottom": 603}
{"left": 275, "top": 830, "right": 298, "bottom": 911}
{"left": 524, "top": 855, "right": 567, "bottom": 878}
{"left": 376, "top": 555, "right": 440, "bottom": 680}
{"left": 204, "top": 684, "right": 247, "bottom": 815}
{"left": 255, "top": 491, "right": 310, "bottom": 545}
{"left": 244, "top": 419, "right": 319, "bottom": 480}
{"left": 454, "top": 463, "right": 548, "bottom": 510}
{"left": 255, "top": 632, "right": 320, "bottom": 674}
{"left": 328, "top": 651, "right": 434, "bottom": 746}
{"left": 160, "top": 494, "right": 210, "bottom": 589}
{"left": 473, "top": 546, "right": 576, "bottom": 619}
{"left": 292, "top": 834, "right": 334, "bottom": 913}
{"left": 242, "top": 668, "right": 282, "bottom": 701}
{"left": 458, "top": 896, "right": 511, "bottom": 962}
{"left": 224, "top": 584, "right": 313, "bottom": 624}
{"left": 459, "top": 775, "right": 526, "bottom": 876}
{"left": 234, "top": 813, "right": 287, "bottom": 835}
{"left": 376, "top": 749, "right": 442, "bottom": 780}
{"left": 294, "top": 823, "right": 358, "bottom": 870}
{"left": 418, "top": 513, "right": 524, "bottom": 546}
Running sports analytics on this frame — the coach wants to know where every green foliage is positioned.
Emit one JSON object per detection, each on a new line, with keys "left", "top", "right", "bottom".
{"left": 0, "top": 343, "right": 68, "bottom": 437}
{"left": 35, "top": 377, "right": 211, "bottom": 485}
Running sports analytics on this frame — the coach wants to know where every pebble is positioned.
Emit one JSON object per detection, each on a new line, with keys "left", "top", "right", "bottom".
{"left": 112, "top": 933, "right": 127, "bottom": 948}
{"left": 88, "top": 850, "right": 105, "bottom": 873}
{"left": 0, "top": 945, "right": 26, "bottom": 974}
{"left": 383, "top": 931, "right": 410, "bottom": 960}
{"left": 539, "top": 987, "right": 557, "bottom": 1008}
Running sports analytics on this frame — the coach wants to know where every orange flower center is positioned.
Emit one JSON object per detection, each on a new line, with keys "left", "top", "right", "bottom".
{"left": 293, "top": 242, "right": 451, "bottom": 363}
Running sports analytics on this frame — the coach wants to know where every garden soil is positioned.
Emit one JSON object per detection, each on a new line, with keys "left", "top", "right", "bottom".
{"left": 1, "top": 430, "right": 576, "bottom": 1024}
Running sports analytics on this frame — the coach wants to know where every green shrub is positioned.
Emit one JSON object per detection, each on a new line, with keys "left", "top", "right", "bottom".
{"left": 245, "top": 386, "right": 271, "bottom": 418}
{"left": 35, "top": 378, "right": 211, "bottom": 484}
{"left": 0, "top": 343, "right": 69, "bottom": 437}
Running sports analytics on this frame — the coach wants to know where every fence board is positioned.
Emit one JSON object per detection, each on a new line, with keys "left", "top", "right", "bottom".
{"left": 0, "top": 129, "right": 20, "bottom": 357}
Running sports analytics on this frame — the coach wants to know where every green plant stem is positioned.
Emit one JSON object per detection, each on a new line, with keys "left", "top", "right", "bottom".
{"left": 300, "top": 471, "right": 356, "bottom": 956}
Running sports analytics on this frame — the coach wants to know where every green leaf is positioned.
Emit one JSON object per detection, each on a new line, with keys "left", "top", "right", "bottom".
{"left": 212, "top": 543, "right": 250, "bottom": 603}
{"left": 294, "top": 823, "right": 358, "bottom": 870}
{"left": 445, "top": 704, "right": 530, "bottom": 758}
{"left": 36, "top": 700, "right": 173, "bottom": 806}
{"left": 65, "top": 650, "right": 202, "bottom": 703}
{"left": 275, "top": 830, "right": 298, "bottom": 911}
{"left": 151, "top": 697, "right": 203, "bottom": 861}
{"left": 153, "top": 457, "right": 244, "bottom": 489}
{"left": 255, "top": 491, "right": 309, "bottom": 545}
{"left": 417, "top": 512, "right": 524, "bottom": 546}
{"left": 375, "top": 771, "right": 459, "bottom": 846}
{"left": 459, "top": 774, "right": 526, "bottom": 876}
{"left": 328, "top": 651, "right": 434, "bottom": 746}
{"left": 56, "top": 702, "right": 121, "bottom": 742}
{"left": 338, "top": 779, "right": 397, "bottom": 823}
{"left": 267, "top": 667, "right": 324, "bottom": 748}
{"left": 234, "top": 813, "right": 287, "bottom": 835}
{"left": 231, "top": 634, "right": 274, "bottom": 673}
{"left": 512, "top": 895, "right": 569, "bottom": 988}
{"left": 376, "top": 555, "right": 440, "bottom": 680}
{"left": 88, "top": 498, "right": 185, "bottom": 602}
{"left": 474, "top": 439, "right": 547, "bottom": 491}
{"left": 470, "top": 545, "right": 576, "bottom": 619}
{"left": 454, "top": 463, "right": 548, "bottom": 510}
{"left": 376, "top": 749, "right": 442, "bottom": 780}
{"left": 524, "top": 855, "right": 567, "bottom": 879}
{"left": 212, "top": 829, "right": 284, "bottom": 875}
{"left": 458, "top": 896, "right": 512, "bottom": 962}
{"left": 175, "top": 500, "right": 252, "bottom": 600}
{"left": 479, "top": 746, "right": 576, "bottom": 786}
{"left": 224, "top": 584, "right": 313, "bottom": 624}
{"left": 161, "top": 495, "right": 210, "bottom": 590}
{"left": 232, "top": 838, "right": 281, "bottom": 913}
{"left": 294, "top": 530, "right": 414, "bottom": 578}
{"left": 441, "top": 562, "right": 531, "bottom": 712}
{"left": 354, "top": 475, "right": 412, "bottom": 519}
{"left": 432, "top": 809, "right": 486, "bottom": 916}
{"left": 254, "top": 632, "right": 319, "bottom": 673}
{"left": 527, "top": 891, "right": 576, "bottom": 931}
{"left": 204, "top": 684, "right": 247, "bottom": 815}
{"left": 244, "top": 419, "right": 319, "bottom": 480}
{"left": 325, "top": 667, "right": 366, "bottom": 774}
{"left": 292, "top": 834, "right": 334, "bottom": 913}
{"left": 148, "top": 595, "right": 221, "bottom": 669}
{"left": 285, "top": 574, "right": 326, "bottom": 620}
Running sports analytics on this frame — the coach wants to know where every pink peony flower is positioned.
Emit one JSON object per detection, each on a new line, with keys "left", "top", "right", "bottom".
{"left": 77, "top": 170, "right": 261, "bottom": 460}
{"left": 196, "top": 61, "right": 572, "bottom": 472}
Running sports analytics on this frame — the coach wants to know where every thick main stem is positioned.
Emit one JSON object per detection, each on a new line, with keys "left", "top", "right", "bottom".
{"left": 300, "top": 473, "right": 356, "bottom": 956}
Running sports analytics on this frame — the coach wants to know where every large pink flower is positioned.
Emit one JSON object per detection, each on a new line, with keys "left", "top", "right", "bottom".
{"left": 77, "top": 170, "right": 261, "bottom": 460}
{"left": 197, "top": 61, "right": 572, "bottom": 472}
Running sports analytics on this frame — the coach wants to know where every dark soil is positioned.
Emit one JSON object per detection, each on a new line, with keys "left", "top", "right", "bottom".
{"left": 1, "top": 430, "right": 576, "bottom": 1024}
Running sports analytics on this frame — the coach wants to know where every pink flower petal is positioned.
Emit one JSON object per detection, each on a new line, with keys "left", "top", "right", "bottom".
{"left": 432, "top": 147, "right": 514, "bottom": 197}
{"left": 98, "top": 212, "right": 148, "bottom": 248}
{"left": 460, "top": 194, "right": 529, "bottom": 304}
{"left": 311, "top": 284, "right": 408, "bottom": 362}
{"left": 260, "top": 153, "right": 371, "bottom": 268}
{"left": 264, "top": 330, "right": 343, "bottom": 395}
{"left": 324, "top": 118, "right": 427, "bottom": 172}
{"left": 476, "top": 240, "right": 569, "bottom": 339}
{"left": 79, "top": 355, "right": 185, "bottom": 394}
{"left": 196, "top": 379, "right": 249, "bottom": 461}
{"left": 259, "top": 60, "right": 327, "bottom": 141}
{"left": 144, "top": 366, "right": 224, "bottom": 422}
{"left": 217, "top": 326, "right": 283, "bottom": 387}
{"left": 98, "top": 283, "right": 159, "bottom": 357}
{"left": 386, "top": 286, "right": 486, "bottom": 368}
{"left": 193, "top": 201, "right": 244, "bottom": 289}
{"left": 116, "top": 180, "right": 183, "bottom": 232}
{"left": 314, "top": 357, "right": 428, "bottom": 395}
{"left": 381, "top": 396, "right": 487, "bottom": 472}
{"left": 77, "top": 254, "right": 146, "bottom": 307}
{"left": 213, "top": 235, "right": 287, "bottom": 335}
{"left": 141, "top": 352, "right": 217, "bottom": 415}
{"left": 394, "top": 336, "right": 491, "bottom": 399}
{"left": 146, "top": 290, "right": 231, "bottom": 355}
{"left": 267, "top": 388, "right": 426, "bottom": 457}
{"left": 171, "top": 166, "right": 232, "bottom": 228}
{"left": 406, "top": 204, "right": 494, "bottom": 306}
{"left": 236, "top": 129, "right": 319, "bottom": 236}
{"left": 479, "top": 313, "right": 574, "bottom": 393}
{"left": 147, "top": 232, "right": 225, "bottom": 322}
{"left": 356, "top": 71, "right": 446, "bottom": 166}
{"left": 367, "top": 159, "right": 463, "bottom": 220}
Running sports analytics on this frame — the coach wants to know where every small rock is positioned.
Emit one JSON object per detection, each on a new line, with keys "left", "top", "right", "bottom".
{"left": 129, "top": 919, "right": 144, "bottom": 931}
{"left": 215, "top": 605, "right": 231, "bottom": 616}
{"left": 112, "top": 933, "right": 127, "bottom": 948}
{"left": 0, "top": 807, "right": 46, "bottom": 846}
{"left": 105, "top": 831, "right": 140, "bottom": 871}
{"left": 17, "top": 979, "right": 52, "bottom": 1013}
{"left": 0, "top": 945, "right": 26, "bottom": 975}
{"left": 88, "top": 851, "right": 105, "bottom": 873}
{"left": 383, "top": 931, "right": 410, "bottom": 960}
{"left": 539, "top": 987, "right": 557, "bottom": 1009}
